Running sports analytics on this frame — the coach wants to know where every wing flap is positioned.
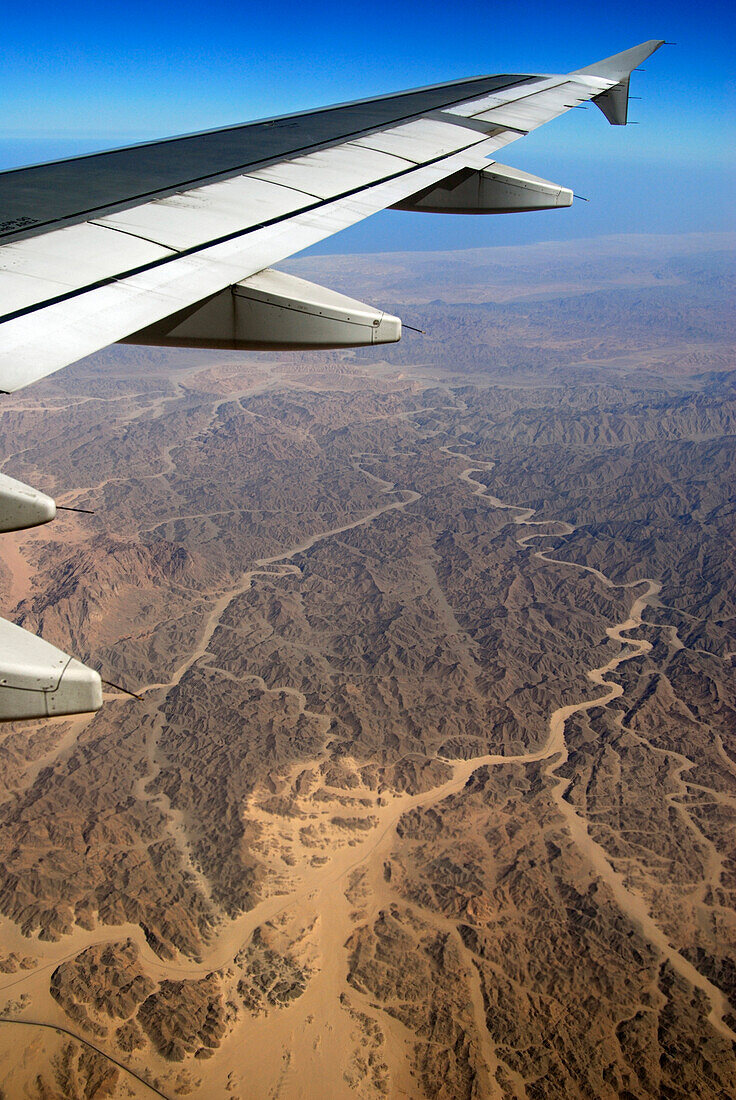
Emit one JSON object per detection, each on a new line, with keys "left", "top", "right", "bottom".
{"left": 445, "top": 76, "right": 563, "bottom": 117}
{"left": 460, "top": 82, "right": 594, "bottom": 130}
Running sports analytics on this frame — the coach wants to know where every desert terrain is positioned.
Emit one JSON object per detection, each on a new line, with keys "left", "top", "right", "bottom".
{"left": 0, "top": 231, "right": 733, "bottom": 1097}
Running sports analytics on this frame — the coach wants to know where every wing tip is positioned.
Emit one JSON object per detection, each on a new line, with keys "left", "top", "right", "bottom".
{"left": 572, "top": 39, "right": 666, "bottom": 82}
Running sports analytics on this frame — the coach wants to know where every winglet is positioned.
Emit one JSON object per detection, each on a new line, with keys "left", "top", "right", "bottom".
{"left": 573, "top": 40, "right": 665, "bottom": 125}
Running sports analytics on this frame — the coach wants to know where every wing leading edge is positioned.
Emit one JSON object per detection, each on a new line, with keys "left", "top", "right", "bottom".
{"left": 0, "top": 40, "right": 664, "bottom": 720}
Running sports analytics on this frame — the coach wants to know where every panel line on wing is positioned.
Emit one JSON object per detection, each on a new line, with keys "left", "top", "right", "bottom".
{"left": 89, "top": 220, "right": 188, "bottom": 254}
{"left": 427, "top": 112, "right": 508, "bottom": 135}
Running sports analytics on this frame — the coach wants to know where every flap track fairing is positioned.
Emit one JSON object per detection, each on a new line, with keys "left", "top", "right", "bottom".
{"left": 0, "top": 618, "right": 102, "bottom": 721}
{"left": 391, "top": 162, "right": 573, "bottom": 215}
{"left": 122, "top": 269, "right": 402, "bottom": 352}
{"left": 0, "top": 473, "right": 56, "bottom": 533}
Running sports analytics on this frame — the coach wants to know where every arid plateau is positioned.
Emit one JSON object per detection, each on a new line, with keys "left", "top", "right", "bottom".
{"left": 0, "top": 232, "right": 734, "bottom": 1098}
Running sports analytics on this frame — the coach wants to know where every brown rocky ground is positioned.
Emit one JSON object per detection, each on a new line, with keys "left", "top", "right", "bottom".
{"left": 0, "top": 233, "right": 733, "bottom": 1097}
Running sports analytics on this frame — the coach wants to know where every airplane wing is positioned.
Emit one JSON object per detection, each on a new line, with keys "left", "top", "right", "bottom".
{"left": 0, "top": 40, "right": 664, "bottom": 719}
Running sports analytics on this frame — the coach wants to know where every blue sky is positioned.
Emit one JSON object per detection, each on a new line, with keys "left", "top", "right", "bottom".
{"left": 3, "top": 0, "right": 734, "bottom": 251}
